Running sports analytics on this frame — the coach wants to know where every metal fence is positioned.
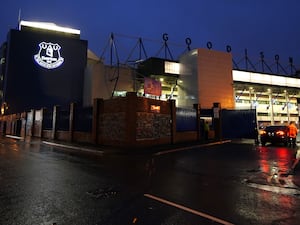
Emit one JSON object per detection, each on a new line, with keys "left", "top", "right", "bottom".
{"left": 176, "top": 107, "right": 197, "bottom": 132}
{"left": 74, "top": 106, "right": 93, "bottom": 132}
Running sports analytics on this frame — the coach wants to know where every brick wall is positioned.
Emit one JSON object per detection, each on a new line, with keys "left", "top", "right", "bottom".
{"left": 95, "top": 92, "right": 174, "bottom": 148}
{"left": 0, "top": 92, "right": 201, "bottom": 150}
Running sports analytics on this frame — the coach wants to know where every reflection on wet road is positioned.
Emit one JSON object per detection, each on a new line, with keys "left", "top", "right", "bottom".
{"left": 2, "top": 137, "right": 300, "bottom": 224}
{"left": 258, "top": 146, "right": 291, "bottom": 175}
{"left": 246, "top": 144, "right": 300, "bottom": 195}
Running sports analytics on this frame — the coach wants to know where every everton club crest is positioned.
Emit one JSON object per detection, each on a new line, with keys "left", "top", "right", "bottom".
{"left": 34, "top": 42, "right": 64, "bottom": 69}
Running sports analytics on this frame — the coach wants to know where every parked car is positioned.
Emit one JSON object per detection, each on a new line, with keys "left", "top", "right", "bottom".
{"left": 260, "top": 125, "right": 289, "bottom": 146}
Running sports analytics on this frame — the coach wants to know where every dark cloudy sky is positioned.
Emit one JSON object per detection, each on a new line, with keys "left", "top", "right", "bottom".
{"left": 1, "top": 0, "right": 300, "bottom": 69}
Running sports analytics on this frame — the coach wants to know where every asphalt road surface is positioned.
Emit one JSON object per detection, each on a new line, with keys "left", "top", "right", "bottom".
{"left": 1, "top": 137, "right": 300, "bottom": 225}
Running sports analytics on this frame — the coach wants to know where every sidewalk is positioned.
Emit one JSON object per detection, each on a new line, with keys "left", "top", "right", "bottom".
{"left": 6, "top": 134, "right": 300, "bottom": 189}
{"left": 6, "top": 134, "right": 220, "bottom": 155}
{"left": 40, "top": 138, "right": 232, "bottom": 156}
{"left": 38, "top": 137, "right": 300, "bottom": 190}
{"left": 5, "top": 135, "right": 258, "bottom": 156}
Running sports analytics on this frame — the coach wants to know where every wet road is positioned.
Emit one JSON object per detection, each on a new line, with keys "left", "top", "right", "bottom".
{"left": 1, "top": 137, "right": 300, "bottom": 225}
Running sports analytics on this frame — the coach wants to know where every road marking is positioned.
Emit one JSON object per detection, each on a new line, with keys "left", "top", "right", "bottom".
{"left": 42, "top": 141, "right": 104, "bottom": 155}
{"left": 246, "top": 182, "right": 300, "bottom": 196}
{"left": 153, "top": 140, "right": 232, "bottom": 156}
{"left": 144, "top": 193, "right": 235, "bottom": 225}
{"left": 5, "top": 135, "right": 24, "bottom": 140}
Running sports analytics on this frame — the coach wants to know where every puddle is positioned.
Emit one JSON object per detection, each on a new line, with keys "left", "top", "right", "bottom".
{"left": 244, "top": 169, "right": 300, "bottom": 198}
{"left": 86, "top": 187, "right": 118, "bottom": 199}
{"left": 246, "top": 181, "right": 300, "bottom": 197}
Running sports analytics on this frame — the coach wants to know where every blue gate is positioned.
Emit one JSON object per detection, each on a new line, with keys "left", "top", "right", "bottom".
{"left": 221, "top": 109, "right": 257, "bottom": 139}
{"left": 176, "top": 107, "right": 197, "bottom": 132}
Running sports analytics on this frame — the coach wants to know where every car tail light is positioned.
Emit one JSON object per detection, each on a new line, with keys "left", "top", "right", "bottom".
{"left": 276, "top": 130, "right": 285, "bottom": 136}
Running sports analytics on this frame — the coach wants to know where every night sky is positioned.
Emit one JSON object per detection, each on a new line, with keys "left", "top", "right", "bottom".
{"left": 1, "top": 0, "right": 300, "bottom": 69}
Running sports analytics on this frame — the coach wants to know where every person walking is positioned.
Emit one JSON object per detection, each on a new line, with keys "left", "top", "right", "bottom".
{"left": 287, "top": 121, "right": 299, "bottom": 175}
{"left": 204, "top": 121, "right": 209, "bottom": 141}
{"left": 288, "top": 121, "right": 298, "bottom": 148}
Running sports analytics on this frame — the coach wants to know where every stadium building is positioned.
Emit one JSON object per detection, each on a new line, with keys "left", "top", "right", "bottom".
{"left": 1, "top": 20, "right": 300, "bottom": 128}
{"left": 86, "top": 47, "right": 300, "bottom": 127}
{"left": 0, "top": 20, "right": 87, "bottom": 114}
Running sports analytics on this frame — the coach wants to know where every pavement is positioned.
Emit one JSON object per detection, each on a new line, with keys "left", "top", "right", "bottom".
{"left": 7, "top": 134, "right": 251, "bottom": 159}
{"left": 6, "top": 134, "right": 232, "bottom": 155}
{"left": 37, "top": 137, "right": 300, "bottom": 189}
{"left": 5, "top": 135, "right": 300, "bottom": 189}
{"left": 41, "top": 137, "right": 233, "bottom": 156}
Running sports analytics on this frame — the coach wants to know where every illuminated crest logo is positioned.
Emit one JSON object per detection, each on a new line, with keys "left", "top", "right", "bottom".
{"left": 34, "top": 42, "right": 64, "bottom": 69}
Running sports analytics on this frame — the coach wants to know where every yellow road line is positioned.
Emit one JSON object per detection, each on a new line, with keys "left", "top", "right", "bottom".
{"left": 144, "top": 193, "right": 234, "bottom": 225}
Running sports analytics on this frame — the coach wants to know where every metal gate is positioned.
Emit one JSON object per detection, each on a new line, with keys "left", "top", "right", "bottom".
{"left": 221, "top": 109, "right": 257, "bottom": 139}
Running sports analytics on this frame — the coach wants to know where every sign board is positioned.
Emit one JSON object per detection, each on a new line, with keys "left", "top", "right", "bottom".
{"left": 213, "top": 107, "right": 219, "bottom": 118}
{"left": 150, "top": 105, "right": 160, "bottom": 113}
{"left": 144, "top": 77, "right": 162, "bottom": 96}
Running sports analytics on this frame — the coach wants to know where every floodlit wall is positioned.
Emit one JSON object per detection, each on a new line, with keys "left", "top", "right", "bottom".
{"left": 83, "top": 51, "right": 104, "bottom": 107}
{"left": 177, "top": 49, "right": 199, "bottom": 108}
{"left": 83, "top": 54, "right": 136, "bottom": 107}
{"left": 178, "top": 48, "right": 234, "bottom": 109}
{"left": 197, "top": 48, "right": 234, "bottom": 108}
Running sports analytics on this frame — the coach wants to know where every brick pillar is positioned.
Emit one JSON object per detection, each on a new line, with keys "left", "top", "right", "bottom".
{"left": 35, "top": 108, "right": 44, "bottom": 138}
{"left": 169, "top": 99, "right": 176, "bottom": 144}
{"left": 26, "top": 109, "right": 35, "bottom": 137}
{"left": 51, "top": 105, "right": 60, "bottom": 140}
{"left": 40, "top": 108, "right": 48, "bottom": 139}
{"left": 213, "top": 102, "right": 222, "bottom": 140}
{"left": 193, "top": 103, "right": 201, "bottom": 141}
{"left": 20, "top": 112, "right": 27, "bottom": 139}
{"left": 92, "top": 98, "right": 103, "bottom": 144}
{"left": 69, "top": 103, "right": 75, "bottom": 142}
{"left": 126, "top": 92, "right": 137, "bottom": 147}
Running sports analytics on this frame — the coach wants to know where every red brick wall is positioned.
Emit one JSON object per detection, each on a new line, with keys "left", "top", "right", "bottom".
{"left": 0, "top": 93, "right": 200, "bottom": 149}
{"left": 96, "top": 92, "right": 174, "bottom": 148}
